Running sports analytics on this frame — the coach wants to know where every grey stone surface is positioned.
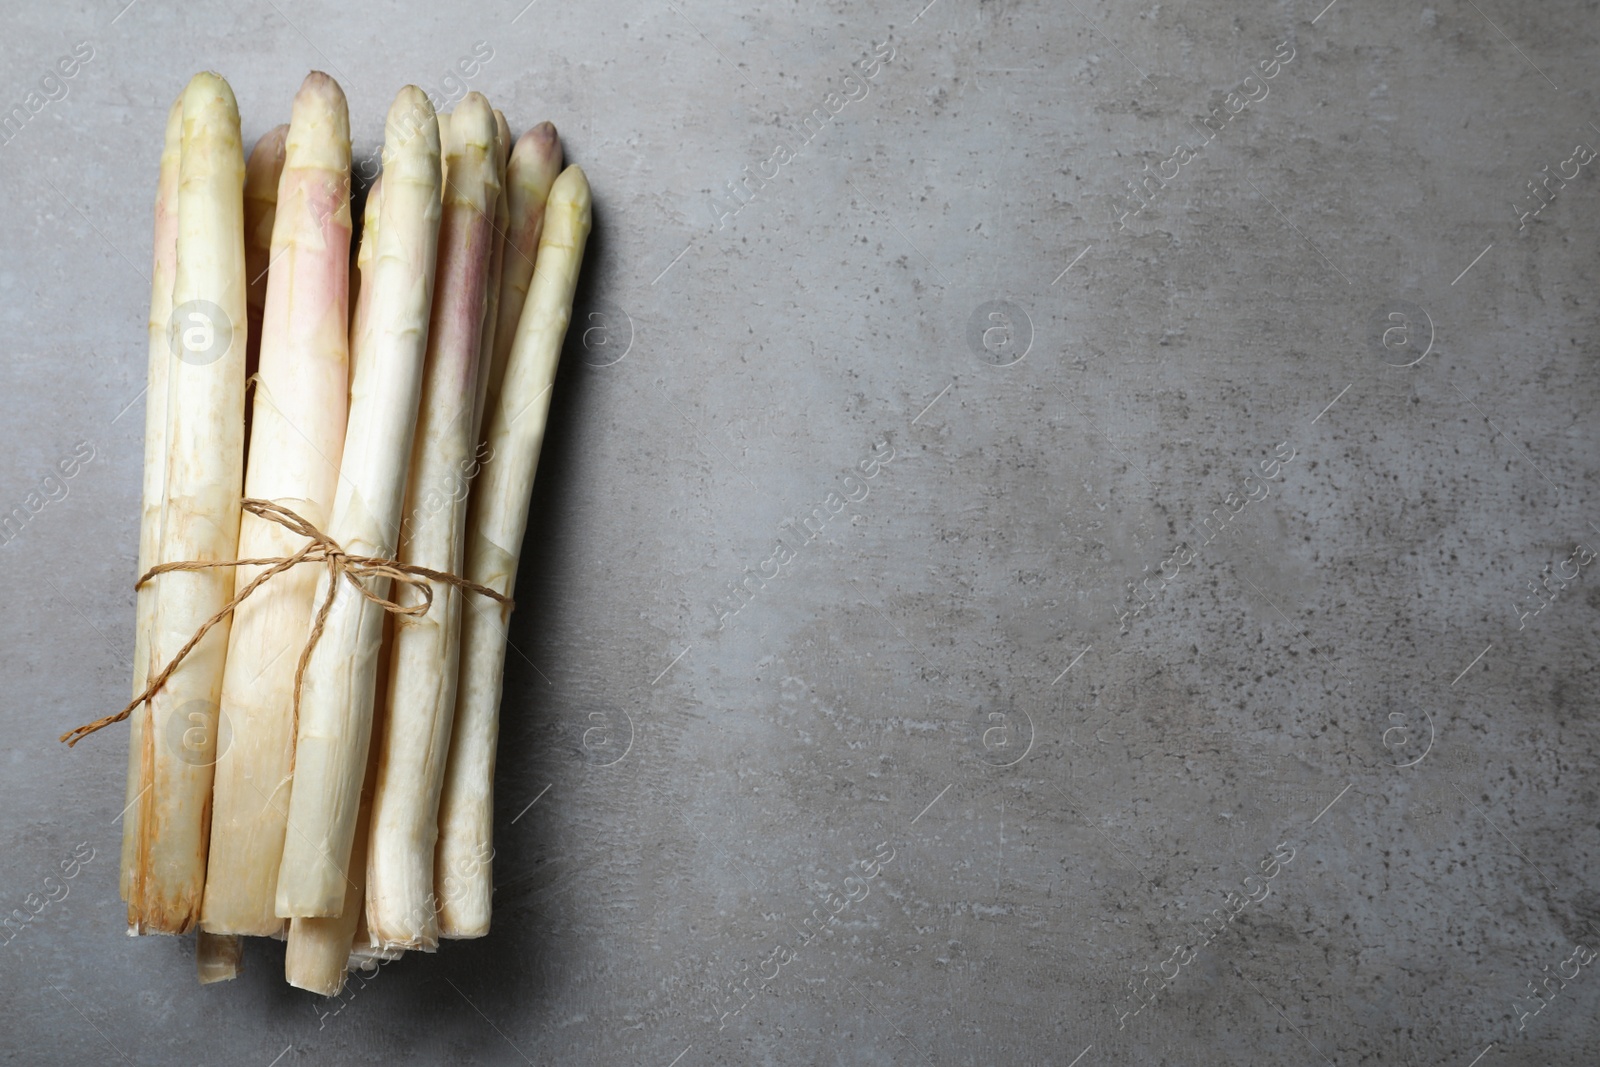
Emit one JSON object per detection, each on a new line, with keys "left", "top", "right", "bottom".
{"left": 2, "top": 0, "right": 1598, "bottom": 1064}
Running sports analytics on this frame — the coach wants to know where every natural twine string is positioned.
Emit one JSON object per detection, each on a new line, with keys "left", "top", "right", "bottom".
{"left": 60, "top": 498, "right": 513, "bottom": 747}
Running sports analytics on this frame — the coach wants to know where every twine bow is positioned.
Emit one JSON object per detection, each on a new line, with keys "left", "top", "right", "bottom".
{"left": 60, "top": 498, "right": 514, "bottom": 747}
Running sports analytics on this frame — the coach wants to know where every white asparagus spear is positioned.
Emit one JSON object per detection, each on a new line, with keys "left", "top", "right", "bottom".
{"left": 340, "top": 185, "right": 384, "bottom": 966}
{"left": 275, "top": 86, "right": 442, "bottom": 918}
{"left": 468, "top": 109, "right": 511, "bottom": 448}
{"left": 282, "top": 178, "right": 380, "bottom": 980}
{"left": 201, "top": 72, "right": 352, "bottom": 936}
{"left": 122, "top": 93, "right": 183, "bottom": 908}
{"left": 480, "top": 124, "right": 561, "bottom": 436}
{"left": 347, "top": 176, "right": 383, "bottom": 393}
{"left": 365, "top": 93, "right": 500, "bottom": 950}
{"left": 435, "top": 164, "right": 591, "bottom": 938}
{"left": 355, "top": 623, "right": 406, "bottom": 965}
{"left": 285, "top": 616, "right": 390, "bottom": 995}
{"left": 195, "top": 931, "right": 243, "bottom": 984}
{"left": 243, "top": 124, "right": 288, "bottom": 387}
{"left": 132, "top": 71, "right": 247, "bottom": 935}
{"left": 283, "top": 753, "right": 372, "bottom": 993}
{"left": 242, "top": 124, "right": 287, "bottom": 471}
{"left": 350, "top": 613, "right": 397, "bottom": 964}
{"left": 351, "top": 845, "right": 406, "bottom": 961}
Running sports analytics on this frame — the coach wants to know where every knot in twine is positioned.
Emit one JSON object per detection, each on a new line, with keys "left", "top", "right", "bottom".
{"left": 60, "top": 498, "right": 513, "bottom": 747}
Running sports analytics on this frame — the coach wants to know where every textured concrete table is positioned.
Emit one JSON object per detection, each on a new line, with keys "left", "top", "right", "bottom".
{"left": 3, "top": 1, "right": 1598, "bottom": 1064}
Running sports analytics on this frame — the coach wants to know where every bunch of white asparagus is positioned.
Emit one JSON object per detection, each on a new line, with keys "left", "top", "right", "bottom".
{"left": 108, "top": 70, "right": 589, "bottom": 993}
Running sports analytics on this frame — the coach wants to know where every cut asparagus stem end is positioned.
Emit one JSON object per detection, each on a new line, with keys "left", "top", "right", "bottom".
{"left": 196, "top": 931, "right": 244, "bottom": 984}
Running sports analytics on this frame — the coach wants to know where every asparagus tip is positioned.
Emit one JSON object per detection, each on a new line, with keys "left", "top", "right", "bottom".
{"left": 524, "top": 121, "right": 558, "bottom": 151}
{"left": 298, "top": 69, "right": 344, "bottom": 100}
{"left": 510, "top": 123, "right": 563, "bottom": 191}
{"left": 181, "top": 70, "right": 238, "bottom": 114}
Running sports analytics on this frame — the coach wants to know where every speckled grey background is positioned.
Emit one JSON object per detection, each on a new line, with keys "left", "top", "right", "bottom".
{"left": 3, "top": 0, "right": 1598, "bottom": 1064}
